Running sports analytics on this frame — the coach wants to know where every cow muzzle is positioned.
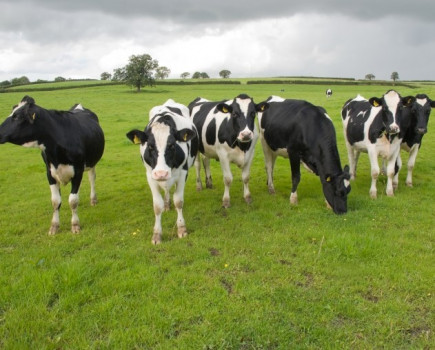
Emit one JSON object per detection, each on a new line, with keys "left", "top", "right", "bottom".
{"left": 388, "top": 124, "right": 400, "bottom": 134}
{"left": 237, "top": 130, "right": 253, "bottom": 142}
{"left": 152, "top": 169, "right": 170, "bottom": 181}
{"left": 416, "top": 127, "right": 427, "bottom": 135}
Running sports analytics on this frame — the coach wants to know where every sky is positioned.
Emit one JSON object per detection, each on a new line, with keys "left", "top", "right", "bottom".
{"left": 1, "top": 0, "right": 435, "bottom": 82}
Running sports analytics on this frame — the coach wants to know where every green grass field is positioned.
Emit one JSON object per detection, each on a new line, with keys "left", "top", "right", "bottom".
{"left": 0, "top": 81, "right": 433, "bottom": 349}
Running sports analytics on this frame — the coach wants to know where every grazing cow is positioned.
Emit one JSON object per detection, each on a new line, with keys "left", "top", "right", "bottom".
{"left": 394, "top": 94, "right": 434, "bottom": 187}
{"left": 258, "top": 96, "right": 351, "bottom": 214}
{"left": 326, "top": 89, "right": 333, "bottom": 98}
{"left": 126, "top": 99, "right": 198, "bottom": 244}
{"left": 0, "top": 95, "right": 105, "bottom": 234}
{"left": 341, "top": 90, "right": 415, "bottom": 198}
{"left": 188, "top": 94, "right": 268, "bottom": 208}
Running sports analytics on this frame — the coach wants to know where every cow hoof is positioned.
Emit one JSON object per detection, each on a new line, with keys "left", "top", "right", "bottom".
{"left": 164, "top": 203, "right": 171, "bottom": 211}
{"left": 290, "top": 193, "right": 298, "bottom": 205}
{"left": 71, "top": 224, "right": 81, "bottom": 234}
{"left": 48, "top": 224, "right": 59, "bottom": 235}
{"left": 406, "top": 182, "right": 413, "bottom": 187}
{"left": 268, "top": 187, "right": 276, "bottom": 195}
{"left": 369, "top": 191, "right": 377, "bottom": 199}
{"left": 386, "top": 191, "right": 394, "bottom": 197}
{"left": 206, "top": 183, "right": 213, "bottom": 189}
{"left": 196, "top": 183, "right": 203, "bottom": 191}
{"left": 178, "top": 226, "right": 187, "bottom": 238}
{"left": 90, "top": 197, "right": 98, "bottom": 206}
{"left": 222, "top": 199, "right": 231, "bottom": 208}
{"left": 152, "top": 237, "right": 162, "bottom": 245}
{"left": 244, "top": 195, "right": 252, "bottom": 204}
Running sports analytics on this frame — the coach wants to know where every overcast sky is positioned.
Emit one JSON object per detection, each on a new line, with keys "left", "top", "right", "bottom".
{"left": 1, "top": 0, "right": 435, "bottom": 82}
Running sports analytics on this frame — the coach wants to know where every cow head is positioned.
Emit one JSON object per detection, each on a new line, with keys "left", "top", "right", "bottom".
{"left": 410, "top": 94, "right": 435, "bottom": 135}
{"left": 216, "top": 94, "right": 269, "bottom": 144}
{"left": 321, "top": 165, "right": 351, "bottom": 214}
{"left": 0, "top": 96, "right": 40, "bottom": 146}
{"left": 127, "top": 117, "right": 196, "bottom": 181}
{"left": 369, "top": 90, "right": 415, "bottom": 135}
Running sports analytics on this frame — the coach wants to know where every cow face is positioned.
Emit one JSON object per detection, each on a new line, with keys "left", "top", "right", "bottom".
{"left": 216, "top": 94, "right": 268, "bottom": 143}
{"left": 127, "top": 122, "right": 196, "bottom": 181}
{"left": 412, "top": 94, "right": 435, "bottom": 135}
{"left": 369, "top": 90, "right": 415, "bottom": 135}
{"left": 321, "top": 165, "right": 351, "bottom": 214}
{"left": 0, "top": 96, "right": 39, "bottom": 146}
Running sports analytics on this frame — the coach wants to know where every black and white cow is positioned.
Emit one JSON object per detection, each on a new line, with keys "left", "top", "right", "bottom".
{"left": 341, "top": 90, "right": 415, "bottom": 198}
{"left": 326, "top": 89, "right": 333, "bottom": 98}
{"left": 394, "top": 94, "right": 434, "bottom": 187}
{"left": 258, "top": 96, "right": 350, "bottom": 214}
{"left": 188, "top": 94, "right": 268, "bottom": 208}
{"left": 0, "top": 96, "right": 105, "bottom": 234}
{"left": 126, "top": 99, "right": 198, "bottom": 244}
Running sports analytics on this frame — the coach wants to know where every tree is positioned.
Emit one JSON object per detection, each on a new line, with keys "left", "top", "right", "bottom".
{"left": 112, "top": 67, "right": 126, "bottom": 81}
{"left": 123, "top": 54, "right": 159, "bottom": 92}
{"left": 365, "top": 74, "right": 375, "bottom": 80}
{"left": 219, "top": 70, "right": 231, "bottom": 79}
{"left": 0, "top": 80, "right": 11, "bottom": 87}
{"left": 200, "top": 72, "right": 209, "bottom": 79}
{"left": 100, "top": 72, "right": 112, "bottom": 81}
{"left": 180, "top": 72, "right": 190, "bottom": 79}
{"left": 11, "top": 76, "right": 30, "bottom": 85}
{"left": 192, "top": 71, "right": 201, "bottom": 79}
{"left": 155, "top": 66, "right": 171, "bottom": 80}
{"left": 391, "top": 71, "right": 399, "bottom": 83}
{"left": 54, "top": 76, "right": 66, "bottom": 82}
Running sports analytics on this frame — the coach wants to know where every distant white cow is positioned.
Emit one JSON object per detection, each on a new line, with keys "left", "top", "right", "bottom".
{"left": 326, "top": 89, "right": 332, "bottom": 98}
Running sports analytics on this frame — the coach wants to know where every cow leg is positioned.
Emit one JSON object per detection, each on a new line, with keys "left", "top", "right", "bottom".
{"left": 164, "top": 188, "right": 171, "bottom": 211}
{"left": 346, "top": 143, "right": 358, "bottom": 180}
{"left": 219, "top": 157, "right": 233, "bottom": 208}
{"left": 194, "top": 153, "right": 203, "bottom": 191}
{"left": 393, "top": 153, "right": 402, "bottom": 190}
{"left": 385, "top": 146, "right": 401, "bottom": 197}
{"left": 289, "top": 153, "right": 301, "bottom": 205}
{"left": 203, "top": 156, "right": 213, "bottom": 189}
{"left": 69, "top": 172, "right": 83, "bottom": 233}
{"left": 147, "top": 178, "right": 164, "bottom": 244}
{"left": 173, "top": 174, "right": 187, "bottom": 239}
{"left": 242, "top": 147, "right": 256, "bottom": 204}
{"left": 49, "top": 183, "right": 61, "bottom": 235}
{"left": 406, "top": 144, "right": 420, "bottom": 187}
{"left": 88, "top": 167, "right": 98, "bottom": 206}
{"left": 367, "top": 148, "right": 380, "bottom": 199}
{"left": 261, "top": 138, "right": 276, "bottom": 194}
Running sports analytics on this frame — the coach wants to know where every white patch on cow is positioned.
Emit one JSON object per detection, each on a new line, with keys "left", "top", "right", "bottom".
{"left": 9, "top": 101, "right": 27, "bottom": 117}
{"left": 383, "top": 90, "right": 400, "bottom": 118}
{"left": 149, "top": 123, "right": 172, "bottom": 181}
{"left": 354, "top": 94, "right": 366, "bottom": 101}
{"left": 417, "top": 97, "right": 428, "bottom": 106}
{"left": 22, "top": 141, "right": 46, "bottom": 151}
{"left": 74, "top": 104, "right": 84, "bottom": 111}
{"left": 50, "top": 163, "right": 75, "bottom": 185}
{"left": 323, "top": 112, "right": 332, "bottom": 121}
{"left": 268, "top": 95, "right": 285, "bottom": 103}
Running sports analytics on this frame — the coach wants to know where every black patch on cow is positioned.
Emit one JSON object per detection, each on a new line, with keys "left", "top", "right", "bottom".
{"left": 206, "top": 119, "right": 216, "bottom": 145}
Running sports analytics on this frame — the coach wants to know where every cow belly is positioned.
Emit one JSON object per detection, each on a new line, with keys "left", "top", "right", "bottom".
{"left": 273, "top": 147, "right": 288, "bottom": 158}
{"left": 50, "top": 164, "right": 75, "bottom": 185}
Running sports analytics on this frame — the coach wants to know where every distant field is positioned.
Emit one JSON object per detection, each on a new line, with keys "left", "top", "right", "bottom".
{"left": 0, "top": 81, "right": 433, "bottom": 349}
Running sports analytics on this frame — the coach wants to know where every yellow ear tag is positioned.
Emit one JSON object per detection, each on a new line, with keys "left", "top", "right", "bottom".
{"left": 222, "top": 106, "right": 229, "bottom": 113}
{"left": 133, "top": 135, "right": 141, "bottom": 144}
{"left": 326, "top": 176, "right": 331, "bottom": 182}
{"left": 373, "top": 101, "right": 379, "bottom": 107}
{"left": 32, "top": 113, "right": 36, "bottom": 120}
{"left": 260, "top": 105, "right": 266, "bottom": 111}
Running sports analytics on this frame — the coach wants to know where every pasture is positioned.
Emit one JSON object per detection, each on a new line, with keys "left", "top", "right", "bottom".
{"left": 0, "top": 82, "right": 433, "bottom": 349}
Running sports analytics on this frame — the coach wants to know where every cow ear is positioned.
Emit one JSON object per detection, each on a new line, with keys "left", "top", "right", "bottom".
{"left": 175, "top": 128, "right": 196, "bottom": 142}
{"left": 27, "top": 112, "right": 36, "bottom": 124}
{"left": 126, "top": 129, "right": 146, "bottom": 145}
{"left": 430, "top": 100, "right": 435, "bottom": 108}
{"left": 402, "top": 96, "right": 415, "bottom": 106}
{"left": 369, "top": 97, "right": 382, "bottom": 107}
{"left": 256, "top": 102, "right": 269, "bottom": 112}
{"left": 216, "top": 103, "right": 232, "bottom": 114}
